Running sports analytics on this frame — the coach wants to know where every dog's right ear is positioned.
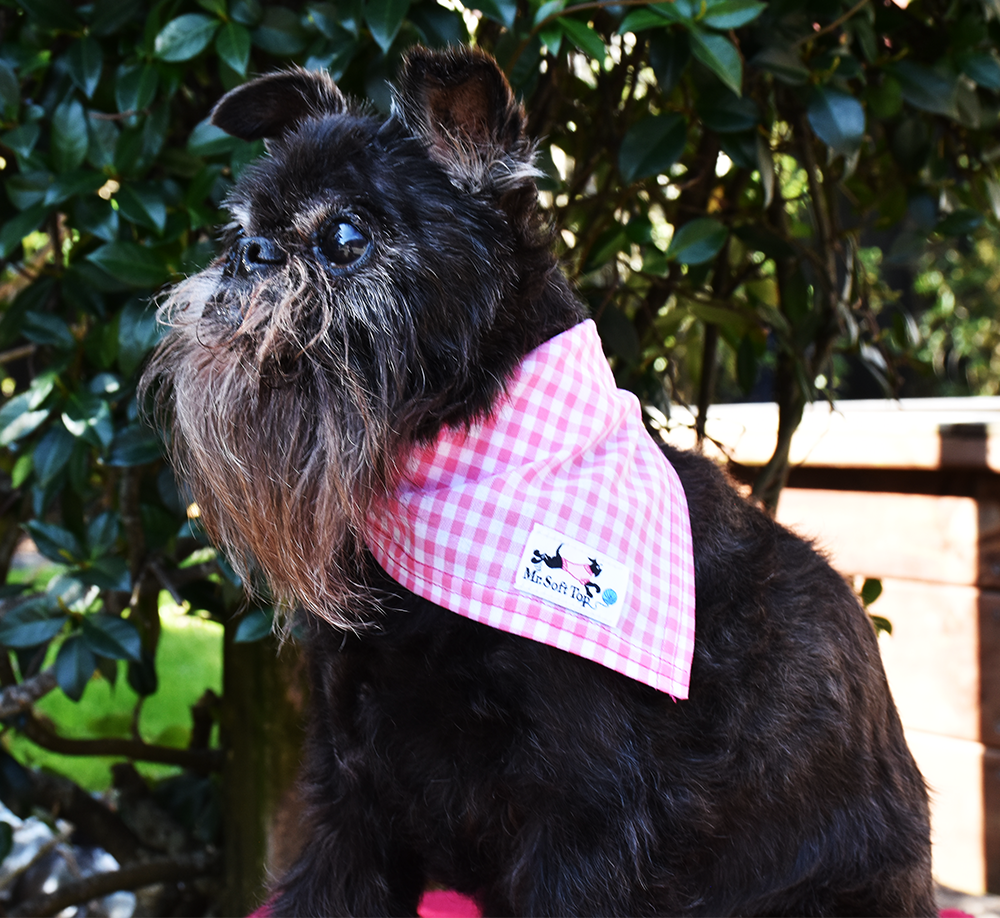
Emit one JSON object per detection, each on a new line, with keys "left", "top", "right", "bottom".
{"left": 393, "top": 47, "right": 537, "bottom": 195}
{"left": 211, "top": 68, "right": 346, "bottom": 141}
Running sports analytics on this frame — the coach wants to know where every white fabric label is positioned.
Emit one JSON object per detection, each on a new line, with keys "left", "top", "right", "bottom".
{"left": 514, "top": 523, "right": 630, "bottom": 629}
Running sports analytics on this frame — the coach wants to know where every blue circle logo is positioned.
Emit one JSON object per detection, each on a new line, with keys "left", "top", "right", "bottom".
{"left": 602, "top": 588, "right": 618, "bottom": 606}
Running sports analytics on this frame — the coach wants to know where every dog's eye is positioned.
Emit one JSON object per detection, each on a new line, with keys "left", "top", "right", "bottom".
{"left": 319, "top": 221, "right": 370, "bottom": 268}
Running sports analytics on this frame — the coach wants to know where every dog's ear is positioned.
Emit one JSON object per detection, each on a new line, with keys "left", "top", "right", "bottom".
{"left": 393, "top": 47, "right": 537, "bottom": 194}
{"left": 211, "top": 68, "right": 347, "bottom": 141}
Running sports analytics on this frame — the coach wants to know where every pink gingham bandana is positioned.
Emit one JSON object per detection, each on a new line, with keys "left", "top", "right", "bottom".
{"left": 366, "top": 320, "right": 696, "bottom": 697}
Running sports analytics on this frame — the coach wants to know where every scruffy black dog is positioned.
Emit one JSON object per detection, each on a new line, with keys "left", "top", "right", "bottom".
{"left": 144, "top": 47, "right": 935, "bottom": 916}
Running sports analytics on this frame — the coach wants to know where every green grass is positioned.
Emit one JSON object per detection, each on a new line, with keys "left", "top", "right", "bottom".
{"left": 5, "top": 601, "right": 223, "bottom": 791}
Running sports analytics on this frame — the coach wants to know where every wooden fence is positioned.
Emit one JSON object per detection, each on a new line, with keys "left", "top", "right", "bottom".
{"left": 664, "top": 396, "right": 1000, "bottom": 895}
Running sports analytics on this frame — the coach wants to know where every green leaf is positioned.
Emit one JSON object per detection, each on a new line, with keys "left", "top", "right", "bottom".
{"left": 231, "top": 0, "right": 263, "bottom": 25}
{"left": 0, "top": 62, "right": 20, "bottom": 115}
{"left": 31, "top": 425, "right": 75, "bottom": 486}
{"left": 675, "top": 0, "right": 704, "bottom": 14}
{"left": 618, "top": 4, "right": 684, "bottom": 32}
{"left": 43, "top": 171, "right": 106, "bottom": 206}
{"left": 3, "top": 123, "right": 41, "bottom": 159}
{"left": 687, "top": 300, "right": 750, "bottom": 335}
{"left": 619, "top": 113, "right": 686, "bottom": 184}
{"left": 596, "top": 303, "right": 640, "bottom": 365}
{"left": 87, "top": 241, "right": 170, "bottom": 288}
{"left": 689, "top": 27, "right": 742, "bottom": 96}
{"left": 366, "top": 0, "right": 410, "bottom": 53}
{"left": 868, "top": 75, "right": 902, "bottom": 120}
{"left": 0, "top": 606, "right": 67, "bottom": 649}
{"left": 155, "top": 14, "right": 220, "bottom": 62}
{"left": 252, "top": 7, "right": 309, "bottom": 55}
{"left": 198, "top": 0, "right": 227, "bottom": 14}
{"left": 807, "top": 87, "right": 865, "bottom": 156}
{"left": 87, "top": 114, "right": 119, "bottom": 170}
{"left": 0, "top": 395, "right": 50, "bottom": 447}
{"left": 24, "top": 520, "right": 84, "bottom": 563}
{"left": 701, "top": 0, "right": 765, "bottom": 30}
{"left": 6, "top": 172, "right": 52, "bottom": 210}
{"left": 55, "top": 634, "right": 97, "bottom": 701}
{"left": 751, "top": 46, "right": 809, "bottom": 86}
{"left": 216, "top": 21, "right": 252, "bottom": 75}
{"left": 51, "top": 99, "right": 89, "bottom": 173}
{"left": 0, "top": 203, "right": 50, "bottom": 259}
{"left": 666, "top": 217, "right": 728, "bottom": 265}
{"left": 718, "top": 131, "right": 756, "bottom": 169}
{"left": 890, "top": 61, "right": 957, "bottom": 117}
{"left": 870, "top": 614, "right": 892, "bottom": 636}
{"left": 0, "top": 376, "right": 55, "bottom": 448}
{"left": 82, "top": 555, "right": 130, "bottom": 592}
{"left": 12, "top": 453, "right": 33, "bottom": 488}
{"left": 408, "top": 4, "right": 467, "bottom": 49}
{"left": 234, "top": 606, "right": 275, "bottom": 642}
{"left": 116, "top": 63, "right": 159, "bottom": 114}
{"left": 533, "top": 0, "right": 563, "bottom": 27}
{"left": 81, "top": 615, "right": 142, "bottom": 662}
{"left": 187, "top": 119, "right": 241, "bottom": 156}
{"left": 649, "top": 30, "right": 689, "bottom": 94}
{"left": 116, "top": 184, "right": 167, "bottom": 234}
{"left": 107, "top": 425, "right": 162, "bottom": 466}
{"left": 559, "top": 18, "right": 605, "bottom": 61}
{"left": 61, "top": 393, "right": 114, "bottom": 449}
{"left": 697, "top": 89, "right": 758, "bottom": 133}
{"left": 91, "top": 0, "right": 141, "bottom": 35}
{"left": 118, "top": 299, "right": 162, "bottom": 377}
{"left": 68, "top": 37, "right": 104, "bottom": 98}
{"left": 471, "top": 0, "right": 517, "bottom": 29}
{"left": 22, "top": 311, "right": 74, "bottom": 350}
{"left": 959, "top": 52, "right": 1000, "bottom": 91}
{"left": 935, "top": 208, "right": 983, "bottom": 235}
{"left": 860, "top": 577, "right": 883, "bottom": 606}
{"left": 73, "top": 196, "right": 118, "bottom": 242}
{"left": 539, "top": 23, "right": 563, "bottom": 56}
{"left": 87, "top": 511, "right": 120, "bottom": 557}
{"left": 16, "top": 0, "right": 81, "bottom": 31}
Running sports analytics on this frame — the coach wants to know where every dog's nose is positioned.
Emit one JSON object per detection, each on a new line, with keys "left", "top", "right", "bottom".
{"left": 228, "top": 235, "right": 285, "bottom": 276}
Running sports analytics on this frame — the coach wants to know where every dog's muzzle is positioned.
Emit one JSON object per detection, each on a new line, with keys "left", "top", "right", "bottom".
{"left": 223, "top": 233, "right": 285, "bottom": 279}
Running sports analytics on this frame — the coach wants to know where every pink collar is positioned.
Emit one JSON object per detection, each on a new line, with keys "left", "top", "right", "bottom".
{"left": 366, "top": 320, "right": 696, "bottom": 697}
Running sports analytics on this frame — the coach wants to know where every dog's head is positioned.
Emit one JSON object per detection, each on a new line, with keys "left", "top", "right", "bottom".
{"left": 143, "top": 47, "right": 583, "bottom": 626}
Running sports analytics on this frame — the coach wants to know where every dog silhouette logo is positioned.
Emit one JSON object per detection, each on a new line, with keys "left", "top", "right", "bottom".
{"left": 530, "top": 544, "right": 602, "bottom": 598}
{"left": 516, "top": 524, "right": 629, "bottom": 627}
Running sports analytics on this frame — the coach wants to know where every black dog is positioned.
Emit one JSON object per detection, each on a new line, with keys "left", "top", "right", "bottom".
{"left": 144, "top": 47, "right": 935, "bottom": 916}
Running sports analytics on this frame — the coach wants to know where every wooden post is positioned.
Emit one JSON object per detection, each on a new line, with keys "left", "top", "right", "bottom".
{"left": 221, "top": 625, "right": 308, "bottom": 915}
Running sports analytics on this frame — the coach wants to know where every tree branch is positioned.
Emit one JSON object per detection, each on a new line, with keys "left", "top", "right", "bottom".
{"left": 0, "top": 668, "right": 57, "bottom": 718}
{"left": 794, "top": 0, "right": 870, "bottom": 47}
{"left": 9, "top": 850, "right": 221, "bottom": 918}
{"left": 27, "top": 769, "right": 145, "bottom": 868}
{"left": 21, "top": 712, "right": 223, "bottom": 772}
{"left": 0, "top": 344, "right": 37, "bottom": 365}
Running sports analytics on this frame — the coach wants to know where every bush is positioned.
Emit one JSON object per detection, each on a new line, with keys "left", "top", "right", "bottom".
{"left": 0, "top": 0, "right": 996, "bottom": 909}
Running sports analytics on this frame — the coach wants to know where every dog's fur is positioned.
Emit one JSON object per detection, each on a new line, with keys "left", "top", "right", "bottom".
{"left": 144, "top": 47, "right": 936, "bottom": 916}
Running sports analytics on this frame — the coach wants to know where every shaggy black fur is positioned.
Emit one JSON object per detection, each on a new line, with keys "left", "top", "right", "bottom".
{"left": 147, "top": 47, "right": 935, "bottom": 916}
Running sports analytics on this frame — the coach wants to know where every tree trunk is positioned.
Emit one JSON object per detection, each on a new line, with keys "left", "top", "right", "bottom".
{"left": 221, "top": 626, "right": 308, "bottom": 915}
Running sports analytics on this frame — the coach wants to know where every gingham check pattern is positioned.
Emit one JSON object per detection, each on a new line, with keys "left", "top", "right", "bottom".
{"left": 366, "top": 320, "right": 696, "bottom": 697}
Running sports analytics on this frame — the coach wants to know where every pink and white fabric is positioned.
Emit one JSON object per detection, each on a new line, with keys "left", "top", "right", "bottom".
{"left": 366, "top": 319, "right": 696, "bottom": 698}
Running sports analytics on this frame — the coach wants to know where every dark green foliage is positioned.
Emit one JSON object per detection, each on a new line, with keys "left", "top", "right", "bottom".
{"left": 0, "top": 0, "right": 994, "bottom": 905}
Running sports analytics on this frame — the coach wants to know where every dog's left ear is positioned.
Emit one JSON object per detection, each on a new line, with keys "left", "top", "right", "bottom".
{"left": 211, "top": 67, "right": 347, "bottom": 141}
{"left": 393, "top": 47, "right": 536, "bottom": 194}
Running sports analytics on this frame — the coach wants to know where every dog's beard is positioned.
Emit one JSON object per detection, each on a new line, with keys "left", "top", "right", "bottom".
{"left": 144, "top": 255, "right": 412, "bottom": 629}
